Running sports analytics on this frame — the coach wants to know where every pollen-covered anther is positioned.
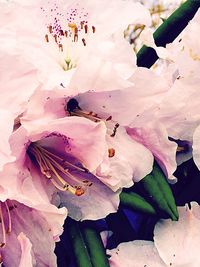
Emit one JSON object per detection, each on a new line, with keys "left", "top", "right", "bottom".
{"left": 110, "top": 123, "right": 120, "bottom": 137}
{"left": 75, "top": 187, "right": 85, "bottom": 196}
{"left": 59, "top": 44, "right": 63, "bottom": 52}
{"left": 84, "top": 24, "right": 88, "bottom": 34}
{"left": 48, "top": 25, "right": 53, "bottom": 33}
{"left": 45, "top": 34, "right": 49, "bottom": 42}
{"left": 82, "top": 38, "right": 86, "bottom": 46}
{"left": 108, "top": 148, "right": 115, "bottom": 158}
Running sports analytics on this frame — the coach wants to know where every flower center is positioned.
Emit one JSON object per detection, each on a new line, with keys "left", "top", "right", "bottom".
{"left": 41, "top": 2, "right": 96, "bottom": 71}
{"left": 65, "top": 98, "right": 119, "bottom": 158}
{"left": 66, "top": 98, "right": 120, "bottom": 138}
{"left": 27, "top": 142, "right": 92, "bottom": 196}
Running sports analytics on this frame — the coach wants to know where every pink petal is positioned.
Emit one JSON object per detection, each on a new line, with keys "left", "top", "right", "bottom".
{"left": 97, "top": 127, "right": 153, "bottom": 189}
{"left": 108, "top": 241, "right": 166, "bottom": 267}
{"left": 0, "top": 110, "right": 15, "bottom": 171}
{"left": 154, "top": 203, "right": 200, "bottom": 266}
{"left": 59, "top": 173, "right": 119, "bottom": 220}
{"left": 158, "top": 77, "right": 200, "bottom": 141}
{"left": 127, "top": 119, "right": 177, "bottom": 179}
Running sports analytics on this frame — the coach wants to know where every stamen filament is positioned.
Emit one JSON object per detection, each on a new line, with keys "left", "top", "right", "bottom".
{"left": 37, "top": 145, "right": 87, "bottom": 172}
{"left": 0, "top": 203, "right": 6, "bottom": 248}
{"left": 5, "top": 201, "right": 11, "bottom": 234}
{"left": 69, "top": 110, "right": 102, "bottom": 122}
{"left": 28, "top": 142, "right": 88, "bottom": 196}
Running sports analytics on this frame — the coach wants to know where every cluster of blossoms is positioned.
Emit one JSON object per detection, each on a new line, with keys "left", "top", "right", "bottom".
{"left": 1, "top": 0, "right": 200, "bottom": 266}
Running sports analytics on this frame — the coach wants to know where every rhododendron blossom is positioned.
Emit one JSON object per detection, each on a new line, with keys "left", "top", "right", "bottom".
{"left": 21, "top": 66, "right": 177, "bottom": 182}
{"left": 3, "top": 116, "right": 120, "bottom": 220}
{"left": 0, "top": 186, "right": 66, "bottom": 267}
{"left": 1, "top": 0, "right": 151, "bottom": 91}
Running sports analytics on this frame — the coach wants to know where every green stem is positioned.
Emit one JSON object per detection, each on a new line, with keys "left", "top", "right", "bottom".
{"left": 67, "top": 218, "right": 93, "bottom": 267}
{"left": 137, "top": 0, "right": 200, "bottom": 68}
{"left": 80, "top": 221, "right": 110, "bottom": 267}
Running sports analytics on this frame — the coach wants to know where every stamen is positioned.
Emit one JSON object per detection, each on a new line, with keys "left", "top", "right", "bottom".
{"left": 59, "top": 44, "right": 63, "bottom": 52}
{"left": 82, "top": 38, "right": 86, "bottom": 46}
{"left": 108, "top": 148, "right": 115, "bottom": 158}
{"left": 48, "top": 25, "right": 53, "bottom": 33}
{"left": 84, "top": 24, "right": 88, "bottom": 34}
{"left": 28, "top": 143, "right": 89, "bottom": 196}
{"left": 66, "top": 98, "right": 120, "bottom": 138}
{"left": 38, "top": 145, "right": 88, "bottom": 173}
{"left": 5, "top": 201, "right": 11, "bottom": 234}
{"left": 80, "top": 21, "right": 84, "bottom": 29}
{"left": 0, "top": 203, "right": 6, "bottom": 248}
{"left": 42, "top": 3, "right": 96, "bottom": 71}
{"left": 45, "top": 34, "right": 49, "bottom": 42}
{"left": 110, "top": 123, "right": 120, "bottom": 137}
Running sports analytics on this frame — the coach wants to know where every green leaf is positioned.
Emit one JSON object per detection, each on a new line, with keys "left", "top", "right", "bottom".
{"left": 80, "top": 221, "right": 110, "bottom": 267}
{"left": 67, "top": 218, "right": 93, "bottom": 267}
{"left": 120, "top": 191, "right": 156, "bottom": 215}
{"left": 137, "top": 0, "right": 200, "bottom": 68}
{"left": 141, "top": 163, "right": 178, "bottom": 221}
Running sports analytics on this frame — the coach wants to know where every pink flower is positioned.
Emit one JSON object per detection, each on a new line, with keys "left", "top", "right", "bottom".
{"left": 0, "top": 186, "right": 66, "bottom": 267}
{"left": 3, "top": 115, "right": 120, "bottom": 220}
{"left": 0, "top": 0, "right": 151, "bottom": 91}
{"left": 108, "top": 202, "right": 200, "bottom": 267}
{"left": 20, "top": 65, "right": 177, "bottom": 189}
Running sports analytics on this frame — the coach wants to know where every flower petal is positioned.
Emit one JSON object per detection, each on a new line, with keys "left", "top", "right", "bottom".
{"left": 107, "top": 240, "right": 166, "bottom": 267}
{"left": 59, "top": 172, "right": 119, "bottom": 220}
{"left": 18, "top": 233, "right": 33, "bottom": 267}
{"left": 154, "top": 203, "right": 200, "bottom": 266}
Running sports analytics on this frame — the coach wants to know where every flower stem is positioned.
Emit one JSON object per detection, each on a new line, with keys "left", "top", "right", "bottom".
{"left": 137, "top": 0, "right": 200, "bottom": 68}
